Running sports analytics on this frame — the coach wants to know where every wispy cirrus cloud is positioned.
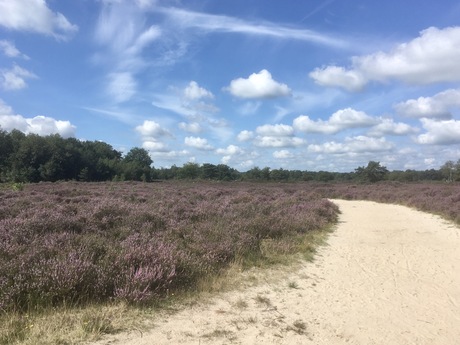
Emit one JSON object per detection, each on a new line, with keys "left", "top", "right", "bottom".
{"left": 94, "top": 0, "right": 162, "bottom": 103}
{"left": 158, "top": 7, "right": 347, "bottom": 48}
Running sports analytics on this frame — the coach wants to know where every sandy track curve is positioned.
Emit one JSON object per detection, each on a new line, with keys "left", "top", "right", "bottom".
{"left": 93, "top": 200, "right": 460, "bottom": 345}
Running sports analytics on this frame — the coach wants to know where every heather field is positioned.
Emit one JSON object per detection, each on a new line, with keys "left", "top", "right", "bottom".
{"left": 1, "top": 181, "right": 459, "bottom": 344}
{"left": 0, "top": 181, "right": 339, "bottom": 314}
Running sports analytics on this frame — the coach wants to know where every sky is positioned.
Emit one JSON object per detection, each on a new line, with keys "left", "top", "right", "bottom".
{"left": 1, "top": 0, "right": 460, "bottom": 172}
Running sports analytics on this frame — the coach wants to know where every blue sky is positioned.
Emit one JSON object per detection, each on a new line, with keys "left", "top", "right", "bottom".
{"left": 1, "top": 0, "right": 460, "bottom": 172}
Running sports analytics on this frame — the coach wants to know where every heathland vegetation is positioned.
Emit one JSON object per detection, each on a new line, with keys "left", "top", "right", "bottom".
{"left": 1, "top": 180, "right": 459, "bottom": 344}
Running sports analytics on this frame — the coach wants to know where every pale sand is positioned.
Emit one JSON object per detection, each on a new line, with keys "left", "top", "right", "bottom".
{"left": 92, "top": 200, "right": 460, "bottom": 345}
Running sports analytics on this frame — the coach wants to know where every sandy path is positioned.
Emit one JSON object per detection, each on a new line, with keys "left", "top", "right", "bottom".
{"left": 93, "top": 200, "right": 460, "bottom": 345}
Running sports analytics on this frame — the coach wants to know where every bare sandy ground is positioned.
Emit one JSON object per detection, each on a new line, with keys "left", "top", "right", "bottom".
{"left": 92, "top": 200, "right": 460, "bottom": 345}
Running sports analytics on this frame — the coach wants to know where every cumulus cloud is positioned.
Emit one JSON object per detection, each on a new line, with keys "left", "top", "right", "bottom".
{"left": 0, "top": 40, "right": 28, "bottom": 59}
{"left": 179, "top": 121, "right": 202, "bottom": 133}
{"left": 0, "top": 64, "right": 37, "bottom": 91}
{"left": 273, "top": 150, "right": 294, "bottom": 159}
{"left": 225, "top": 69, "right": 291, "bottom": 99}
{"left": 142, "top": 140, "right": 168, "bottom": 152}
{"left": 309, "top": 66, "right": 366, "bottom": 92}
{"left": 367, "top": 118, "right": 419, "bottom": 137}
{"left": 0, "top": 99, "right": 76, "bottom": 137}
{"left": 254, "top": 136, "right": 305, "bottom": 148}
{"left": 216, "top": 144, "right": 243, "bottom": 155}
{"left": 416, "top": 119, "right": 460, "bottom": 145}
{"left": 135, "top": 120, "right": 170, "bottom": 137}
{"left": 183, "top": 81, "right": 214, "bottom": 100}
{"left": 308, "top": 136, "right": 393, "bottom": 154}
{"left": 293, "top": 108, "right": 377, "bottom": 134}
{"left": 310, "top": 26, "right": 460, "bottom": 91}
{"left": 0, "top": 0, "right": 78, "bottom": 40}
{"left": 237, "top": 130, "right": 254, "bottom": 141}
{"left": 256, "top": 124, "right": 294, "bottom": 137}
{"left": 184, "top": 136, "right": 214, "bottom": 150}
{"left": 394, "top": 88, "right": 460, "bottom": 119}
{"left": 135, "top": 120, "right": 171, "bottom": 152}
{"left": 0, "top": 99, "right": 13, "bottom": 114}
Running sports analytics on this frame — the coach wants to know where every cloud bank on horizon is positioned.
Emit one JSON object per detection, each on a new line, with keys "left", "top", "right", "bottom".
{"left": 1, "top": 0, "right": 460, "bottom": 171}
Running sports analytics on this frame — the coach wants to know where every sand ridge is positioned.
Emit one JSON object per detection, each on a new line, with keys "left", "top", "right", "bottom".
{"left": 91, "top": 200, "right": 460, "bottom": 345}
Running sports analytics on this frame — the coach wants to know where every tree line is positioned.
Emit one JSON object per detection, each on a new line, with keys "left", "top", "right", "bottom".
{"left": 1, "top": 129, "right": 459, "bottom": 183}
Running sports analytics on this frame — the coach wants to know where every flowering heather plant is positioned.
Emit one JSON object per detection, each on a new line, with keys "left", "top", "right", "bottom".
{"left": 0, "top": 181, "right": 339, "bottom": 312}
{"left": 1, "top": 180, "right": 457, "bottom": 313}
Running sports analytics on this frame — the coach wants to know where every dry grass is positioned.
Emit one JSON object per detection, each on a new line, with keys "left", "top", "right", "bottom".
{"left": 0, "top": 303, "right": 148, "bottom": 345}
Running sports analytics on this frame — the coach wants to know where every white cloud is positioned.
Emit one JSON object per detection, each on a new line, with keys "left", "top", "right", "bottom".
{"left": 179, "top": 121, "right": 202, "bottom": 133}
{"left": 95, "top": 1, "right": 162, "bottom": 104}
{"left": 237, "top": 130, "right": 254, "bottom": 141}
{"left": 216, "top": 144, "right": 243, "bottom": 155}
{"left": 308, "top": 136, "right": 393, "bottom": 154}
{"left": 159, "top": 7, "right": 346, "bottom": 47}
{"left": 0, "top": 64, "right": 37, "bottom": 91}
{"left": 256, "top": 124, "right": 294, "bottom": 137}
{"left": 416, "top": 119, "right": 460, "bottom": 145}
{"left": 107, "top": 72, "right": 136, "bottom": 103}
{"left": 95, "top": 2, "right": 158, "bottom": 53}
{"left": 394, "top": 88, "right": 460, "bottom": 119}
{"left": 184, "top": 136, "right": 214, "bottom": 150}
{"left": 183, "top": 81, "right": 213, "bottom": 100}
{"left": 150, "top": 149, "right": 189, "bottom": 159}
{"left": 142, "top": 140, "right": 168, "bottom": 152}
{"left": 310, "top": 26, "right": 460, "bottom": 91}
{"left": 127, "top": 26, "right": 162, "bottom": 56}
{"left": 329, "top": 108, "right": 377, "bottom": 127}
{"left": 273, "top": 150, "right": 294, "bottom": 159}
{"left": 0, "top": 99, "right": 13, "bottom": 114}
{"left": 0, "top": 40, "right": 28, "bottom": 59}
{"left": 0, "top": 100, "right": 76, "bottom": 137}
{"left": 254, "top": 136, "right": 305, "bottom": 148}
{"left": 293, "top": 108, "right": 377, "bottom": 134}
{"left": 0, "top": 0, "right": 78, "bottom": 40}
{"left": 309, "top": 66, "right": 366, "bottom": 92}
{"left": 135, "top": 120, "right": 171, "bottom": 153}
{"left": 225, "top": 69, "right": 291, "bottom": 99}
{"left": 135, "top": 120, "right": 170, "bottom": 137}
{"left": 367, "top": 118, "right": 419, "bottom": 137}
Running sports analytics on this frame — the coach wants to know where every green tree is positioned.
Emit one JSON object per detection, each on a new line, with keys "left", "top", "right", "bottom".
{"left": 178, "top": 162, "right": 200, "bottom": 179}
{"left": 216, "top": 164, "right": 239, "bottom": 181}
{"left": 355, "top": 161, "right": 389, "bottom": 183}
{"left": 0, "top": 129, "right": 13, "bottom": 181}
{"left": 121, "top": 147, "right": 153, "bottom": 181}
{"left": 201, "top": 163, "right": 218, "bottom": 180}
{"left": 123, "top": 147, "right": 152, "bottom": 167}
{"left": 440, "top": 160, "right": 459, "bottom": 182}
